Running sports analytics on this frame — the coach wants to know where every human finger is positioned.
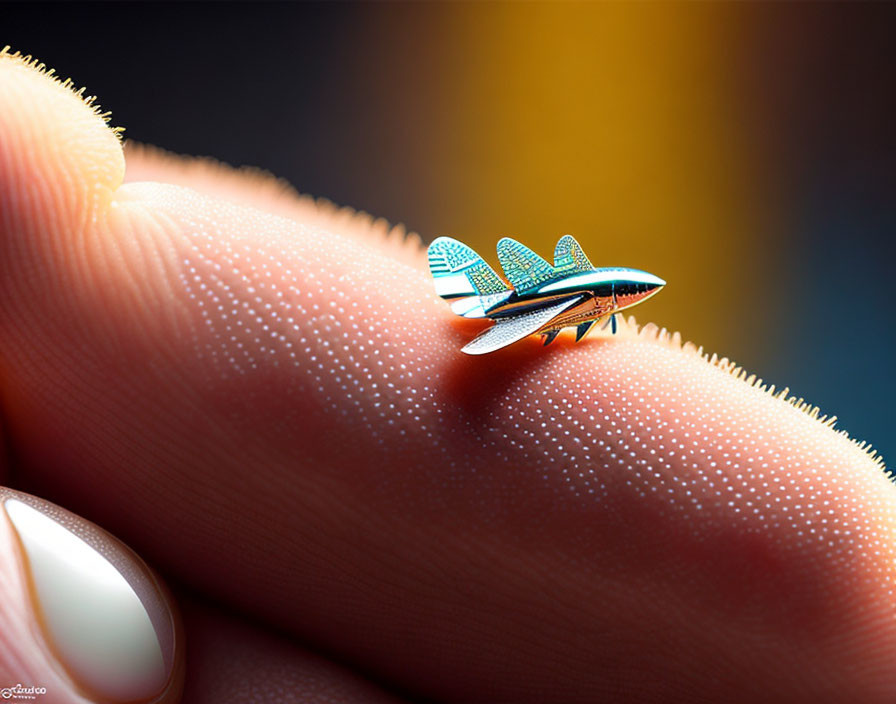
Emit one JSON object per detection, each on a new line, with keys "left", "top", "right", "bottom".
{"left": 2, "top": 48, "right": 895, "bottom": 703}
{"left": 0, "top": 485, "right": 404, "bottom": 704}
{"left": 0, "top": 486, "right": 183, "bottom": 703}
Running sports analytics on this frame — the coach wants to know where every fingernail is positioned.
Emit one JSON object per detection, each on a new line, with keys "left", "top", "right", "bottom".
{"left": 2, "top": 491, "right": 181, "bottom": 702}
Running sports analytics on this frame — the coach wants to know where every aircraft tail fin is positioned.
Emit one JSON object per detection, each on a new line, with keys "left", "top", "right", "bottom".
{"left": 428, "top": 237, "right": 508, "bottom": 299}
{"left": 553, "top": 235, "right": 594, "bottom": 274}
{"left": 496, "top": 237, "right": 555, "bottom": 293}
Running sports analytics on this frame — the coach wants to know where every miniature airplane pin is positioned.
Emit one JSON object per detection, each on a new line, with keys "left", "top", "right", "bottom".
{"left": 428, "top": 235, "right": 665, "bottom": 355}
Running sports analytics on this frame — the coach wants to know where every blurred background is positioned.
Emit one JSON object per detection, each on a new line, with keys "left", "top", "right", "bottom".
{"left": 5, "top": 2, "right": 894, "bottom": 469}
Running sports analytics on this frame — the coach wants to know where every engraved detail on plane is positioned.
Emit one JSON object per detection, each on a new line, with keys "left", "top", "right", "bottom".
{"left": 429, "top": 235, "right": 665, "bottom": 355}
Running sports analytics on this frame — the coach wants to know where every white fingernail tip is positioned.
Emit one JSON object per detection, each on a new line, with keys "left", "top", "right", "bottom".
{"left": 4, "top": 499, "right": 167, "bottom": 701}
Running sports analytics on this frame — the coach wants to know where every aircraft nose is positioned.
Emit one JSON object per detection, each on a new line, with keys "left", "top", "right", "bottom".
{"left": 630, "top": 274, "right": 665, "bottom": 293}
{"left": 644, "top": 273, "right": 665, "bottom": 289}
{"left": 614, "top": 272, "right": 665, "bottom": 309}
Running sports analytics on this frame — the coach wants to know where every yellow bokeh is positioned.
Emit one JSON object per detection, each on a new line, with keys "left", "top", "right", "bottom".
{"left": 423, "top": 3, "right": 768, "bottom": 359}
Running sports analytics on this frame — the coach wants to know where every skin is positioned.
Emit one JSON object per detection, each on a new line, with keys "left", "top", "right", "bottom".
{"left": 1, "top": 49, "right": 896, "bottom": 703}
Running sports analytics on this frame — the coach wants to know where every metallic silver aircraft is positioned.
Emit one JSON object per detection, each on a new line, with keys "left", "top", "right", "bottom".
{"left": 428, "top": 235, "right": 665, "bottom": 355}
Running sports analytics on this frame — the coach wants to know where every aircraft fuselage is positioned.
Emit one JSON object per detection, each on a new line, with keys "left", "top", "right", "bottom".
{"left": 486, "top": 268, "right": 664, "bottom": 333}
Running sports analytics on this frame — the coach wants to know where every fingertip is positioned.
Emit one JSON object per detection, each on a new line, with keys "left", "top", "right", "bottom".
{"left": 0, "top": 47, "right": 124, "bottom": 231}
{"left": 0, "top": 487, "right": 183, "bottom": 703}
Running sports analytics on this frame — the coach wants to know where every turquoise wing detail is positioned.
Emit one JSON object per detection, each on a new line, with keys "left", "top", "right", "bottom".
{"left": 553, "top": 235, "right": 594, "bottom": 274}
{"left": 496, "top": 238, "right": 556, "bottom": 294}
{"left": 428, "top": 237, "right": 508, "bottom": 298}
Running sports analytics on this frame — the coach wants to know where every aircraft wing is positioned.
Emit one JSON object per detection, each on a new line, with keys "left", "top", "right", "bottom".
{"left": 461, "top": 295, "right": 584, "bottom": 355}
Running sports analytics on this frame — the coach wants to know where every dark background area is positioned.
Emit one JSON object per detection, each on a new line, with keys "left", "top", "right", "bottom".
{"left": 4, "top": 2, "right": 895, "bottom": 470}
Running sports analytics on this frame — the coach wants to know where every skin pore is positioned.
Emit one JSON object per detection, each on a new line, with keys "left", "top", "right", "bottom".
{"left": 1, "top": 48, "right": 896, "bottom": 703}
